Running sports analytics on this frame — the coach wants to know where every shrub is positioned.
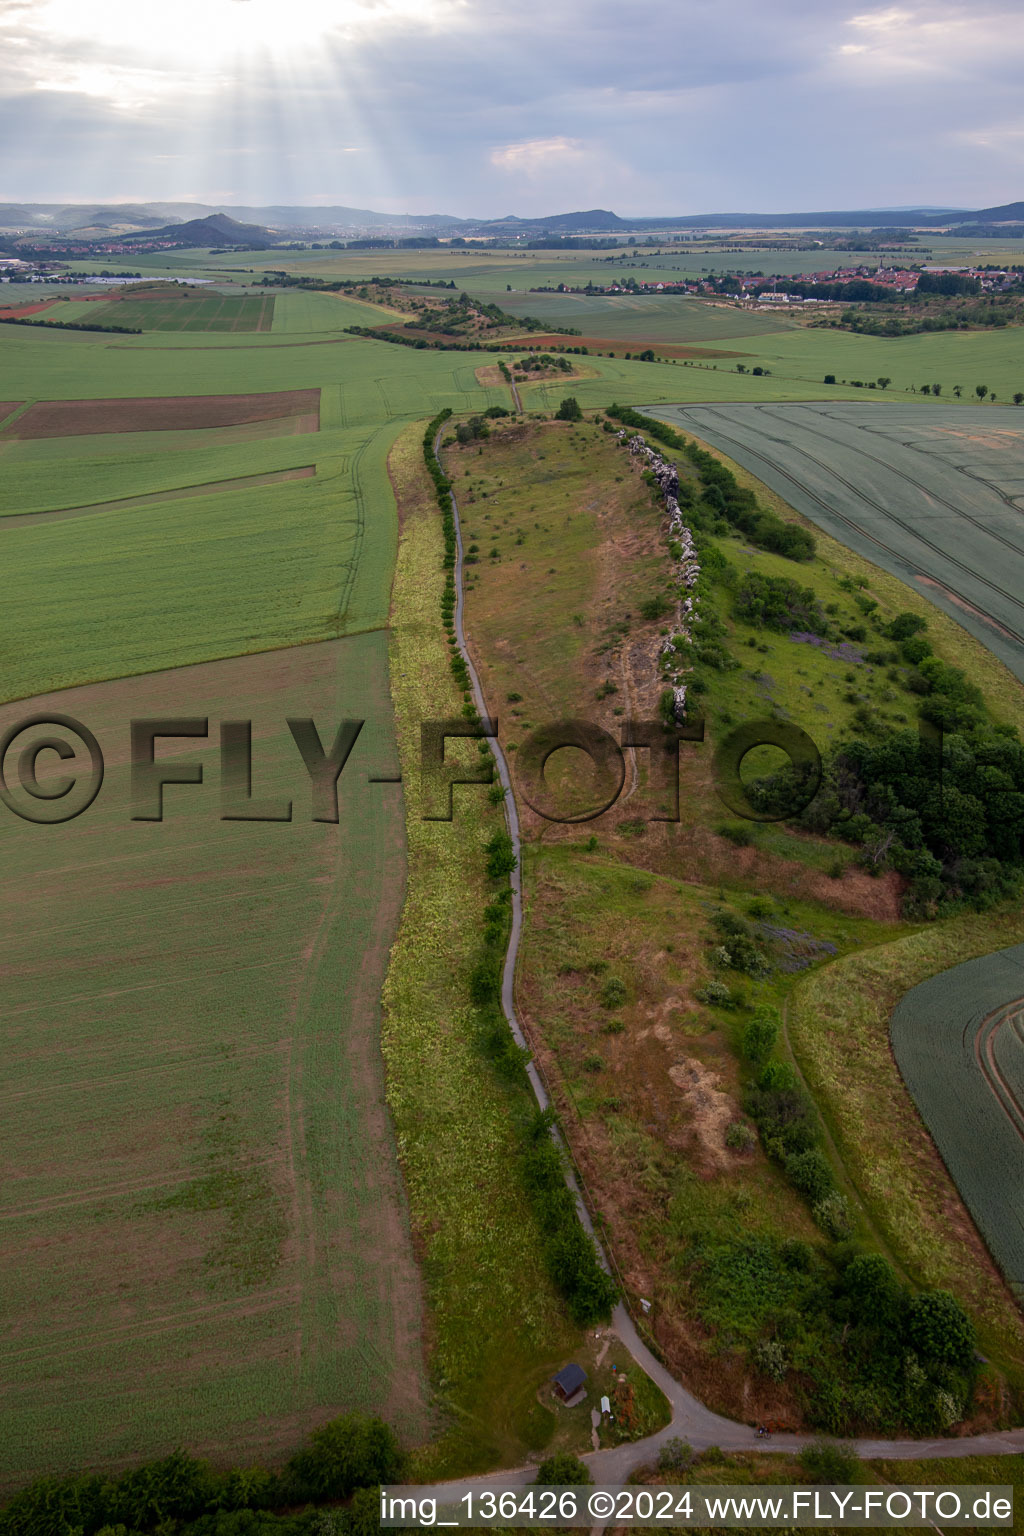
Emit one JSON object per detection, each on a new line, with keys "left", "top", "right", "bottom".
{"left": 485, "top": 830, "right": 517, "bottom": 878}
{"left": 905, "top": 1290, "right": 975, "bottom": 1366}
{"left": 725, "top": 1120, "right": 756, "bottom": 1153}
{"left": 785, "top": 1148, "right": 835, "bottom": 1204}
{"left": 735, "top": 572, "right": 826, "bottom": 634}
{"left": 534, "top": 1453, "right": 591, "bottom": 1485}
{"left": 799, "top": 1440, "right": 860, "bottom": 1484}
{"left": 286, "top": 1414, "right": 404, "bottom": 1499}
{"left": 599, "top": 976, "right": 627, "bottom": 1009}
{"left": 695, "top": 978, "right": 736, "bottom": 1007}
{"left": 887, "top": 612, "right": 927, "bottom": 642}
{"left": 752, "top": 1338, "right": 788, "bottom": 1382}
{"left": 639, "top": 594, "right": 673, "bottom": 621}
{"left": 741, "top": 1006, "right": 780, "bottom": 1065}
{"left": 656, "top": 1438, "right": 693, "bottom": 1472}
{"left": 813, "top": 1191, "right": 853, "bottom": 1239}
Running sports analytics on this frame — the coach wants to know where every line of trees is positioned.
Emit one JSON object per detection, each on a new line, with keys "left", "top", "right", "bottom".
{"left": 606, "top": 406, "right": 816, "bottom": 563}
{"left": 0, "top": 1416, "right": 402, "bottom": 1536}
{"left": 0, "top": 316, "right": 142, "bottom": 334}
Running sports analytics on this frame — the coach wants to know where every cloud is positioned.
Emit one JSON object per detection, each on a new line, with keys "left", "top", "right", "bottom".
{"left": 1, "top": 0, "right": 1022, "bottom": 213}
{"left": 490, "top": 137, "right": 586, "bottom": 174}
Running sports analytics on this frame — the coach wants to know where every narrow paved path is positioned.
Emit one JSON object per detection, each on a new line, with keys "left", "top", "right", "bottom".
{"left": 433, "top": 427, "right": 1024, "bottom": 1483}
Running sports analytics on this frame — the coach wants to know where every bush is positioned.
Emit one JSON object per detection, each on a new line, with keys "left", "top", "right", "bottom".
{"left": 785, "top": 1148, "right": 835, "bottom": 1204}
{"left": 799, "top": 1440, "right": 860, "bottom": 1484}
{"left": 695, "top": 978, "right": 736, "bottom": 1007}
{"left": 741, "top": 1006, "right": 780, "bottom": 1065}
{"left": 735, "top": 572, "right": 826, "bottom": 633}
{"left": 521, "top": 1114, "right": 617, "bottom": 1324}
{"left": 599, "top": 976, "right": 627, "bottom": 1008}
{"left": 534, "top": 1453, "right": 591, "bottom": 1485}
{"left": 285, "top": 1415, "right": 404, "bottom": 1500}
{"left": 905, "top": 1290, "right": 975, "bottom": 1366}
{"left": 887, "top": 612, "right": 927, "bottom": 642}
{"left": 485, "top": 830, "right": 517, "bottom": 878}
{"left": 725, "top": 1120, "right": 756, "bottom": 1153}
{"left": 752, "top": 1338, "right": 788, "bottom": 1382}
{"left": 656, "top": 1438, "right": 693, "bottom": 1472}
{"left": 639, "top": 594, "right": 673, "bottom": 621}
{"left": 813, "top": 1191, "right": 853, "bottom": 1239}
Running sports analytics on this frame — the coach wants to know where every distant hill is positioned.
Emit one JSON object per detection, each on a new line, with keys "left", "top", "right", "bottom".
{"left": 2, "top": 198, "right": 1021, "bottom": 240}
{"left": 535, "top": 209, "right": 626, "bottom": 231}
{"left": 122, "top": 212, "right": 275, "bottom": 246}
{"left": 970, "top": 201, "right": 1024, "bottom": 223}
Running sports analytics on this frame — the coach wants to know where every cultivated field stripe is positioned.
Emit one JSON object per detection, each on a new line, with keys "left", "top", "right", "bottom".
{"left": 650, "top": 402, "right": 1024, "bottom": 681}
{"left": 0, "top": 465, "right": 316, "bottom": 528}
{"left": 892, "top": 945, "right": 1024, "bottom": 1298}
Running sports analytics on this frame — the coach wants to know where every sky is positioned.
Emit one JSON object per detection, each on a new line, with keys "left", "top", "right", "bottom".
{"left": 1, "top": 0, "right": 1022, "bottom": 217}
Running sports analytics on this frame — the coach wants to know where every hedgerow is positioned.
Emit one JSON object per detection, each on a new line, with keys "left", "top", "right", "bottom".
{"left": 0, "top": 1416, "right": 402, "bottom": 1536}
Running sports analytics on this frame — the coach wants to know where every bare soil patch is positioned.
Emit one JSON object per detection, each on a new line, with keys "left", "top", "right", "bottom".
{"left": 0, "top": 402, "right": 22, "bottom": 419}
{"left": 0, "top": 301, "right": 58, "bottom": 319}
{"left": 7, "top": 389, "right": 321, "bottom": 440}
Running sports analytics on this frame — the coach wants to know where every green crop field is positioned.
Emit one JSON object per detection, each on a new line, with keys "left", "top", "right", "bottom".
{"left": 0, "top": 328, "right": 519, "bottom": 702}
{"left": 84, "top": 294, "right": 274, "bottom": 332}
{"left": 0, "top": 319, "right": 514, "bottom": 1481}
{"left": 0, "top": 634, "right": 426, "bottom": 1483}
{"left": 647, "top": 402, "right": 1024, "bottom": 685}
{"left": 681, "top": 323, "right": 1024, "bottom": 400}
{"left": 499, "top": 291, "right": 797, "bottom": 342}
{"left": 891, "top": 945, "right": 1024, "bottom": 1302}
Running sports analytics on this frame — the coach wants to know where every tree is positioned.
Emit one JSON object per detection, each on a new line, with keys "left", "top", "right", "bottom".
{"left": 842, "top": 1253, "right": 905, "bottom": 1334}
{"left": 485, "top": 829, "right": 517, "bottom": 878}
{"left": 742, "top": 1006, "right": 780, "bottom": 1065}
{"left": 905, "top": 1290, "right": 975, "bottom": 1366}
{"left": 286, "top": 1415, "right": 403, "bottom": 1499}
{"left": 932, "top": 383, "right": 942, "bottom": 396}
{"left": 823, "top": 374, "right": 836, "bottom": 385}
{"left": 976, "top": 384, "right": 989, "bottom": 400}
{"left": 535, "top": 1453, "right": 592, "bottom": 1485}
{"left": 953, "top": 384, "right": 963, "bottom": 398}
{"left": 555, "top": 396, "right": 582, "bottom": 421}
{"left": 1014, "top": 392, "right": 1024, "bottom": 406}
{"left": 877, "top": 376, "right": 891, "bottom": 390}
{"left": 919, "top": 383, "right": 931, "bottom": 396}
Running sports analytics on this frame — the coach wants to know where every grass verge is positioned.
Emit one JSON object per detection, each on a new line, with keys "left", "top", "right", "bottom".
{"left": 381, "top": 419, "right": 584, "bottom": 1477}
